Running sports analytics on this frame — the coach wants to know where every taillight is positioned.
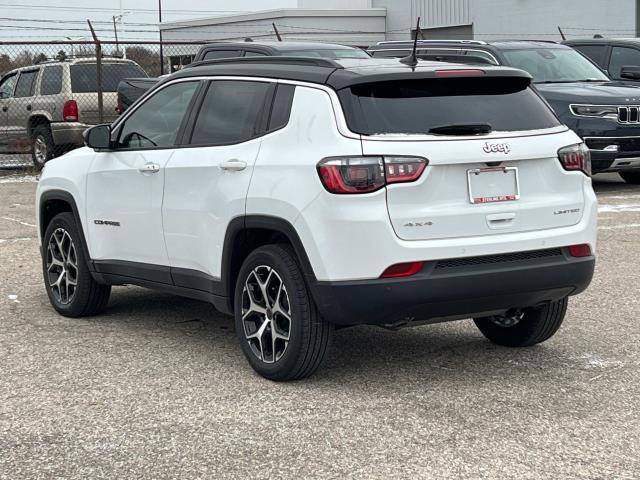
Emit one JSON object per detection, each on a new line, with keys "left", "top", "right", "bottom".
{"left": 115, "top": 93, "right": 123, "bottom": 114}
{"left": 568, "top": 244, "right": 592, "bottom": 258}
{"left": 380, "top": 261, "right": 424, "bottom": 279}
{"left": 317, "top": 156, "right": 427, "bottom": 194}
{"left": 558, "top": 143, "right": 591, "bottom": 176}
{"left": 62, "top": 100, "right": 78, "bottom": 122}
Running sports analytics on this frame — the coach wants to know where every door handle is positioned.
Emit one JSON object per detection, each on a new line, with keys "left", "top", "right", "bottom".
{"left": 26, "top": 104, "right": 31, "bottom": 111}
{"left": 1, "top": 106, "right": 7, "bottom": 112}
{"left": 220, "top": 159, "right": 247, "bottom": 171}
{"left": 138, "top": 162, "right": 160, "bottom": 174}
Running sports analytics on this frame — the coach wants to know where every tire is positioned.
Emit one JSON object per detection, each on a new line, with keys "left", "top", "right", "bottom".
{"left": 234, "top": 244, "right": 333, "bottom": 381}
{"left": 619, "top": 171, "right": 640, "bottom": 184}
{"left": 42, "top": 212, "right": 111, "bottom": 317}
{"left": 31, "top": 124, "right": 56, "bottom": 169}
{"left": 474, "top": 297, "right": 568, "bottom": 347}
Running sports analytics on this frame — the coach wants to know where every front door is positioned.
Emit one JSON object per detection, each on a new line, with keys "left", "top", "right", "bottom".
{"left": 85, "top": 80, "right": 200, "bottom": 280}
{"left": 0, "top": 72, "right": 18, "bottom": 153}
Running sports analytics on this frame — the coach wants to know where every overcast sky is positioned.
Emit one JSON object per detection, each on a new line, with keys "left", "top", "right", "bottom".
{"left": 0, "top": 0, "right": 296, "bottom": 41}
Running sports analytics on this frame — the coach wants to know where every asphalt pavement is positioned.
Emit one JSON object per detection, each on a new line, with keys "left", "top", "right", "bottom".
{"left": 0, "top": 172, "right": 638, "bottom": 479}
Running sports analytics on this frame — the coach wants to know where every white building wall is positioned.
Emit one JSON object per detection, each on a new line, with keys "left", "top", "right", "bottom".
{"left": 471, "top": 0, "right": 635, "bottom": 40}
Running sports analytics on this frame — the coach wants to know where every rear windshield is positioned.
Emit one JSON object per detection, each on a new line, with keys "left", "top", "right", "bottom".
{"left": 71, "top": 63, "right": 147, "bottom": 93}
{"left": 338, "top": 77, "right": 561, "bottom": 135}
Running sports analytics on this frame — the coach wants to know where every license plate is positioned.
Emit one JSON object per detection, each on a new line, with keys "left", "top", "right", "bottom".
{"left": 467, "top": 167, "right": 520, "bottom": 204}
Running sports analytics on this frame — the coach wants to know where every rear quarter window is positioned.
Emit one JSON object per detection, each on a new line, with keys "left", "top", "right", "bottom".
{"left": 338, "top": 77, "right": 561, "bottom": 135}
{"left": 71, "top": 63, "right": 147, "bottom": 93}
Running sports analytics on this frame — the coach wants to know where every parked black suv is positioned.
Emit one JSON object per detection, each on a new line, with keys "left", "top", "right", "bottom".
{"left": 117, "top": 41, "right": 369, "bottom": 113}
{"left": 369, "top": 40, "right": 640, "bottom": 183}
{"left": 564, "top": 38, "right": 640, "bottom": 82}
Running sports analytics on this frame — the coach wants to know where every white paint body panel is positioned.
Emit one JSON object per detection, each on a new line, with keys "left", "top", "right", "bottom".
{"left": 37, "top": 76, "right": 598, "bottom": 287}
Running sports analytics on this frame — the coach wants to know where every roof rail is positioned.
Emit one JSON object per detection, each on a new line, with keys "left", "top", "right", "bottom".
{"left": 496, "top": 39, "right": 559, "bottom": 44}
{"left": 376, "top": 39, "right": 487, "bottom": 46}
{"left": 186, "top": 56, "right": 343, "bottom": 70}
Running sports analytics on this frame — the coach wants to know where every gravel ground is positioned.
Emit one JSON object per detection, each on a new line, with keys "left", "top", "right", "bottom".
{"left": 0, "top": 172, "right": 638, "bottom": 479}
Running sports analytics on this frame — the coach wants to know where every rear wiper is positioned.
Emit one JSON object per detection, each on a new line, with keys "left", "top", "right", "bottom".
{"left": 428, "top": 123, "right": 492, "bottom": 136}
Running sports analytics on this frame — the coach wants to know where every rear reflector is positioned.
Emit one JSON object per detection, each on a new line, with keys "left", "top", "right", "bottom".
{"left": 435, "top": 69, "right": 485, "bottom": 78}
{"left": 568, "top": 244, "right": 592, "bottom": 257}
{"left": 380, "top": 261, "right": 424, "bottom": 279}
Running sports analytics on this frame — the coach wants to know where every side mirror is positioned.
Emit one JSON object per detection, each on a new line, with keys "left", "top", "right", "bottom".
{"left": 620, "top": 66, "right": 640, "bottom": 80}
{"left": 83, "top": 124, "right": 112, "bottom": 150}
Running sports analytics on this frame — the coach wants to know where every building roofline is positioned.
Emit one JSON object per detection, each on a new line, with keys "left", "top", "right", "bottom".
{"left": 160, "top": 8, "right": 387, "bottom": 30}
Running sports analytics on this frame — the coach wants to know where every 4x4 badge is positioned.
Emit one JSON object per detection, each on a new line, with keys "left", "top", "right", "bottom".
{"left": 483, "top": 142, "right": 511, "bottom": 154}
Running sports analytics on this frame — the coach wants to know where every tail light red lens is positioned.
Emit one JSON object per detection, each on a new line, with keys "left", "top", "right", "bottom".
{"left": 435, "top": 69, "right": 485, "bottom": 78}
{"left": 62, "top": 100, "right": 78, "bottom": 122}
{"left": 568, "top": 244, "right": 592, "bottom": 257}
{"left": 380, "top": 261, "right": 424, "bottom": 279}
{"left": 558, "top": 143, "right": 591, "bottom": 176}
{"left": 317, "top": 156, "right": 427, "bottom": 194}
{"left": 115, "top": 93, "right": 123, "bottom": 114}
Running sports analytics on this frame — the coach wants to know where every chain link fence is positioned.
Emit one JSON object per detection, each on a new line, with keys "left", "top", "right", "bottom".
{"left": 0, "top": 41, "right": 204, "bottom": 170}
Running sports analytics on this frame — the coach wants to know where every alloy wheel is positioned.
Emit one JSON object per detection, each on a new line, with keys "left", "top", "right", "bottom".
{"left": 46, "top": 228, "right": 78, "bottom": 305}
{"left": 33, "top": 136, "right": 48, "bottom": 165}
{"left": 241, "top": 265, "right": 292, "bottom": 363}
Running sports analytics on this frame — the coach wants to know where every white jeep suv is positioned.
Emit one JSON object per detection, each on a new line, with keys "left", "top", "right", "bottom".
{"left": 37, "top": 57, "right": 597, "bottom": 380}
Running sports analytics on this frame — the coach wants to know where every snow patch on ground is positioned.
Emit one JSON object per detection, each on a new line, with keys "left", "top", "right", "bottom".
{"left": 0, "top": 174, "right": 38, "bottom": 184}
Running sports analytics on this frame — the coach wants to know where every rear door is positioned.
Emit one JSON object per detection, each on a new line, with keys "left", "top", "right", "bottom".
{"left": 162, "top": 79, "right": 275, "bottom": 282}
{"left": 343, "top": 75, "right": 586, "bottom": 241}
{"left": 70, "top": 62, "right": 147, "bottom": 124}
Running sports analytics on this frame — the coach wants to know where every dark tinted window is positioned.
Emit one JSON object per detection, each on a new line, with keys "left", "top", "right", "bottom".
{"left": 190, "top": 80, "right": 272, "bottom": 145}
{"left": 71, "top": 63, "right": 147, "bottom": 93}
{"left": 40, "top": 65, "right": 63, "bottom": 95}
{"left": 268, "top": 84, "right": 295, "bottom": 132}
{"left": 609, "top": 46, "right": 640, "bottom": 80}
{"left": 202, "top": 50, "right": 242, "bottom": 60}
{"left": 117, "top": 81, "right": 198, "bottom": 149}
{"left": 14, "top": 70, "right": 38, "bottom": 97}
{"left": 286, "top": 48, "right": 369, "bottom": 59}
{"left": 0, "top": 73, "right": 18, "bottom": 98}
{"left": 573, "top": 45, "right": 609, "bottom": 69}
{"left": 244, "top": 50, "right": 268, "bottom": 57}
{"left": 339, "top": 77, "right": 560, "bottom": 135}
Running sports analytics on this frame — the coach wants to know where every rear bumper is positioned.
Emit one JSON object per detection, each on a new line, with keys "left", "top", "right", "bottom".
{"left": 310, "top": 249, "right": 594, "bottom": 326}
{"left": 50, "top": 122, "right": 89, "bottom": 146}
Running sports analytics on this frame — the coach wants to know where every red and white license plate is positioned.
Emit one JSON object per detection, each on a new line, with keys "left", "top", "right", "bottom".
{"left": 467, "top": 167, "right": 520, "bottom": 204}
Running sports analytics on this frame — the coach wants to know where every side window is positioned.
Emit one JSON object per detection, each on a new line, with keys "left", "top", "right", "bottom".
{"left": 116, "top": 81, "right": 198, "bottom": 149}
{"left": 609, "top": 46, "right": 640, "bottom": 79}
{"left": 40, "top": 65, "right": 63, "bottom": 95}
{"left": 0, "top": 73, "right": 18, "bottom": 99}
{"left": 244, "top": 50, "right": 268, "bottom": 57}
{"left": 189, "top": 80, "right": 272, "bottom": 146}
{"left": 268, "top": 84, "right": 295, "bottom": 132}
{"left": 574, "top": 45, "right": 608, "bottom": 69}
{"left": 202, "top": 50, "right": 242, "bottom": 60}
{"left": 14, "top": 70, "right": 39, "bottom": 98}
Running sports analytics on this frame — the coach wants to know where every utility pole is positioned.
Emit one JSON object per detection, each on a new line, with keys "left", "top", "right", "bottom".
{"left": 159, "top": 0, "right": 164, "bottom": 75}
{"left": 113, "top": 16, "right": 120, "bottom": 56}
{"left": 87, "top": 20, "right": 104, "bottom": 123}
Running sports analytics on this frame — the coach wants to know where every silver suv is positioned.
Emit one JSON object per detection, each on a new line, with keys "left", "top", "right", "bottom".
{"left": 0, "top": 58, "right": 146, "bottom": 168}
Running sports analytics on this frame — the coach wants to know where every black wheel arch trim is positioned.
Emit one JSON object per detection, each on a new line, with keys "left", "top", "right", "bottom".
{"left": 221, "top": 215, "right": 318, "bottom": 309}
{"left": 39, "top": 189, "right": 95, "bottom": 273}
